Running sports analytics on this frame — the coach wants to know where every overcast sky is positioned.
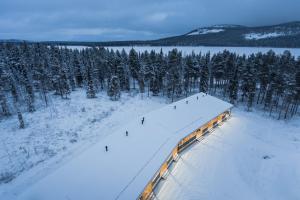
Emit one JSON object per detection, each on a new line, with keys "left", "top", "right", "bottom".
{"left": 0, "top": 0, "right": 300, "bottom": 41}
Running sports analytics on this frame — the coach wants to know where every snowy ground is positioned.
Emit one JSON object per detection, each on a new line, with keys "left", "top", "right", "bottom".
{"left": 1, "top": 89, "right": 299, "bottom": 199}
{"left": 156, "top": 108, "right": 300, "bottom": 200}
{"left": 0, "top": 90, "right": 166, "bottom": 194}
{"left": 0, "top": 93, "right": 231, "bottom": 200}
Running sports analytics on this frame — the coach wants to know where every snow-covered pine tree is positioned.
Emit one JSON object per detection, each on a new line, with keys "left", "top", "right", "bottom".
{"left": 32, "top": 43, "right": 51, "bottom": 106}
{"left": 211, "top": 53, "right": 225, "bottom": 93}
{"left": 6, "top": 52, "right": 25, "bottom": 128}
{"left": 280, "top": 51, "right": 297, "bottom": 119}
{"left": 183, "top": 55, "right": 192, "bottom": 97}
{"left": 58, "top": 49, "right": 71, "bottom": 99}
{"left": 167, "top": 49, "right": 182, "bottom": 102}
{"left": 247, "top": 73, "right": 256, "bottom": 111}
{"left": 148, "top": 50, "right": 158, "bottom": 95}
{"left": 255, "top": 52, "right": 268, "bottom": 104}
{"left": 0, "top": 44, "right": 11, "bottom": 116}
{"left": 129, "top": 49, "right": 140, "bottom": 89}
{"left": 84, "top": 51, "right": 96, "bottom": 99}
{"left": 222, "top": 51, "right": 236, "bottom": 97}
{"left": 137, "top": 64, "right": 145, "bottom": 94}
{"left": 228, "top": 65, "right": 239, "bottom": 104}
{"left": 264, "top": 72, "right": 276, "bottom": 110}
{"left": 292, "top": 66, "right": 300, "bottom": 116}
{"left": 142, "top": 51, "right": 152, "bottom": 96}
{"left": 63, "top": 48, "right": 76, "bottom": 91}
{"left": 120, "top": 49, "right": 130, "bottom": 91}
{"left": 19, "top": 42, "right": 35, "bottom": 112}
{"left": 73, "top": 50, "right": 84, "bottom": 87}
{"left": 107, "top": 75, "right": 121, "bottom": 100}
{"left": 0, "top": 61, "right": 11, "bottom": 116}
{"left": 246, "top": 55, "right": 257, "bottom": 111}
{"left": 156, "top": 49, "right": 167, "bottom": 95}
{"left": 199, "top": 54, "right": 209, "bottom": 93}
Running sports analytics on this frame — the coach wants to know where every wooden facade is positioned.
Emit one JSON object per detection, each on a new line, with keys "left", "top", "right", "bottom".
{"left": 138, "top": 110, "right": 231, "bottom": 200}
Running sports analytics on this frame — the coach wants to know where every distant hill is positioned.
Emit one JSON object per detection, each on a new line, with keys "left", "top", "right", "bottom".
{"left": 1, "top": 21, "right": 300, "bottom": 48}
{"left": 150, "top": 21, "right": 300, "bottom": 47}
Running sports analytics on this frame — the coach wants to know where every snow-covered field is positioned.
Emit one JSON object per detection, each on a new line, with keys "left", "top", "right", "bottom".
{"left": 0, "top": 88, "right": 299, "bottom": 199}
{"left": 105, "top": 46, "right": 300, "bottom": 57}
{"left": 0, "top": 90, "right": 166, "bottom": 195}
{"left": 156, "top": 109, "right": 300, "bottom": 200}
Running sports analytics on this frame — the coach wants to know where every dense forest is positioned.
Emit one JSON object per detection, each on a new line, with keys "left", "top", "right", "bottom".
{"left": 0, "top": 42, "right": 299, "bottom": 128}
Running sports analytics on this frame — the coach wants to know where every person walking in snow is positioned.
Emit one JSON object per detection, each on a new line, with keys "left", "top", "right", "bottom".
{"left": 105, "top": 146, "right": 108, "bottom": 152}
{"left": 141, "top": 117, "right": 145, "bottom": 125}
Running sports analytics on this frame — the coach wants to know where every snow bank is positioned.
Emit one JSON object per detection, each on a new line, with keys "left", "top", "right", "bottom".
{"left": 156, "top": 109, "right": 300, "bottom": 200}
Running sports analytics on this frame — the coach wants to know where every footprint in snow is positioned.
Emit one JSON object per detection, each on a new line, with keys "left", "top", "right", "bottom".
{"left": 262, "top": 155, "right": 274, "bottom": 160}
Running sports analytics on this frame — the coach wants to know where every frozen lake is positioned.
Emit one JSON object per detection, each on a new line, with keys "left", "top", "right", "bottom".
{"left": 105, "top": 46, "right": 300, "bottom": 56}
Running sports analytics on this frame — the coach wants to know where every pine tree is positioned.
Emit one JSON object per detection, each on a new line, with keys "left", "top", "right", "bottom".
{"left": 211, "top": 53, "right": 225, "bottom": 93}
{"left": 0, "top": 47, "right": 11, "bottom": 116}
{"left": 264, "top": 72, "right": 276, "bottom": 110}
{"left": 157, "top": 49, "right": 167, "bottom": 95}
{"left": 20, "top": 42, "right": 35, "bottom": 112}
{"left": 166, "top": 49, "right": 182, "bottom": 102}
{"left": 108, "top": 76, "right": 121, "bottom": 100}
{"left": 50, "top": 46, "right": 70, "bottom": 98}
{"left": 199, "top": 55, "right": 209, "bottom": 93}
{"left": 246, "top": 55, "right": 257, "bottom": 111}
{"left": 85, "top": 53, "right": 96, "bottom": 99}
{"left": 256, "top": 52, "right": 269, "bottom": 104}
{"left": 128, "top": 49, "right": 140, "bottom": 89}
{"left": 7, "top": 63, "right": 25, "bottom": 129}
{"left": 240, "top": 58, "right": 248, "bottom": 102}
{"left": 137, "top": 66, "right": 145, "bottom": 94}
{"left": 228, "top": 66, "right": 239, "bottom": 104}
{"left": 0, "top": 70, "right": 11, "bottom": 116}
{"left": 120, "top": 49, "right": 130, "bottom": 91}
{"left": 149, "top": 50, "right": 159, "bottom": 96}
{"left": 292, "top": 68, "right": 300, "bottom": 116}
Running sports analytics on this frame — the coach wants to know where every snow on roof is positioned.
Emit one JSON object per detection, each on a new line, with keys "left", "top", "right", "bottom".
{"left": 16, "top": 93, "right": 232, "bottom": 200}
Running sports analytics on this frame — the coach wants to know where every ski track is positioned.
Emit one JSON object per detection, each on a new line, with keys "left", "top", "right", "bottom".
{"left": 0, "top": 90, "right": 166, "bottom": 197}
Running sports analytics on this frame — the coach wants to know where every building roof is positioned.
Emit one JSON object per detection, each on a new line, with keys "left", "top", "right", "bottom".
{"left": 17, "top": 93, "right": 232, "bottom": 200}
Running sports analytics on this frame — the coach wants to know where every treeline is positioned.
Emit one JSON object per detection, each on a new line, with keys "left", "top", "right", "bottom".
{"left": 0, "top": 43, "right": 299, "bottom": 128}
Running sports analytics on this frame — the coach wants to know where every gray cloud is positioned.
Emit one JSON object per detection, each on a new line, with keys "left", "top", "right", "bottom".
{"left": 0, "top": 0, "right": 300, "bottom": 41}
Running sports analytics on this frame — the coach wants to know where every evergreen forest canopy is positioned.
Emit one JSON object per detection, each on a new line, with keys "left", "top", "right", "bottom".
{"left": 0, "top": 42, "right": 299, "bottom": 128}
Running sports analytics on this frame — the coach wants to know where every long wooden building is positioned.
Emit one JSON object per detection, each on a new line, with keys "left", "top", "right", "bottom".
{"left": 16, "top": 93, "right": 233, "bottom": 200}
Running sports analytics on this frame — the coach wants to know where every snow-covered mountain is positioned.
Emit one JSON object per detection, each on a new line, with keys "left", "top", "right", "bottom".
{"left": 186, "top": 24, "right": 244, "bottom": 36}
{"left": 186, "top": 22, "right": 300, "bottom": 39}
{"left": 3, "top": 21, "right": 300, "bottom": 48}
{"left": 152, "top": 21, "right": 300, "bottom": 47}
{"left": 77, "top": 21, "right": 300, "bottom": 48}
